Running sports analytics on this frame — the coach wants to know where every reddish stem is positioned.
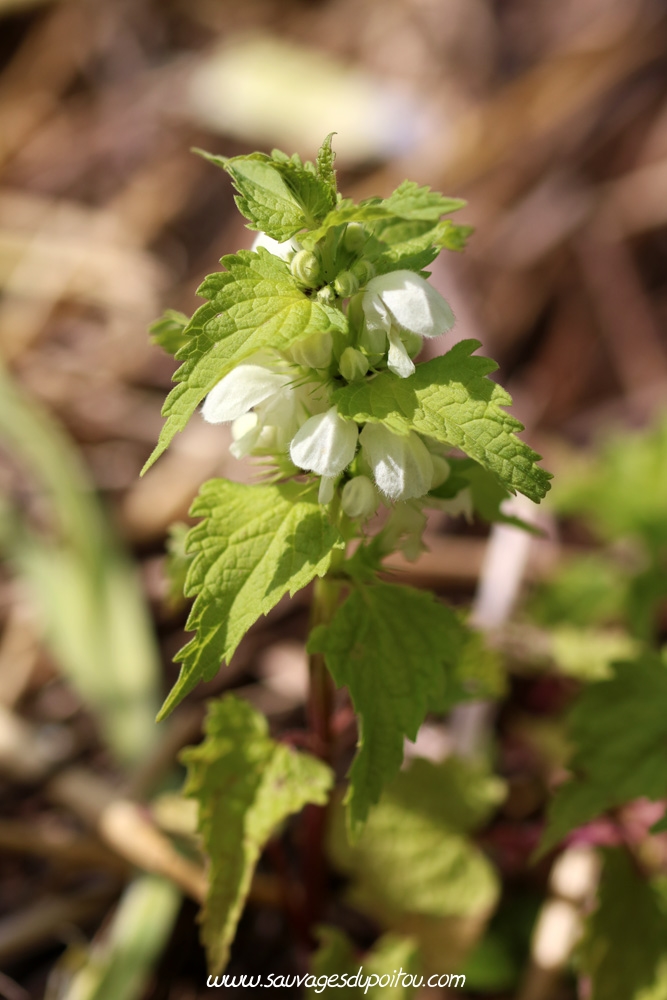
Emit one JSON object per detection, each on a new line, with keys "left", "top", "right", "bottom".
{"left": 302, "top": 576, "right": 341, "bottom": 932}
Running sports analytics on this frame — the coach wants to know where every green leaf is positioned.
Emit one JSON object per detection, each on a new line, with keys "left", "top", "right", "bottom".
{"left": 161, "top": 480, "right": 341, "bottom": 719}
{"left": 316, "top": 133, "right": 337, "bottom": 200}
{"left": 540, "top": 654, "right": 667, "bottom": 854}
{"left": 0, "top": 365, "right": 161, "bottom": 768}
{"left": 58, "top": 875, "right": 181, "bottom": 1000}
{"left": 334, "top": 340, "right": 552, "bottom": 503}
{"left": 372, "top": 220, "right": 473, "bottom": 275}
{"left": 182, "top": 695, "right": 333, "bottom": 974}
{"left": 143, "top": 250, "right": 346, "bottom": 471}
{"left": 197, "top": 148, "right": 336, "bottom": 239}
{"left": 308, "top": 582, "right": 471, "bottom": 831}
{"left": 301, "top": 179, "right": 466, "bottom": 254}
{"left": 379, "top": 180, "right": 466, "bottom": 221}
{"left": 310, "top": 928, "right": 421, "bottom": 998}
{"left": 149, "top": 309, "right": 190, "bottom": 356}
{"left": 580, "top": 849, "right": 667, "bottom": 1000}
{"left": 329, "top": 757, "right": 502, "bottom": 922}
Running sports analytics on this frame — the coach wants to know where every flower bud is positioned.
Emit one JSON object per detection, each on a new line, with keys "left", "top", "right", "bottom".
{"left": 357, "top": 322, "right": 387, "bottom": 356}
{"left": 430, "top": 455, "right": 450, "bottom": 489}
{"left": 343, "top": 222, "right": 367, "bottom": 253}
{"left": 346, "top": 294, "right": 365, "bottom": 335}
{"left": 290, "top": 250, "right": 321, "bottom": 288}
{"left": 288, "top": 332, "right": 333, "bottom": 370}
{"left": 351, "top": 259, "right": 376, "bottom": 287}
{"left": 333, "top": 270, "right": 359, "bottom": 299}
{"left": 339, "top": 347, "right": 369, "bottom": 382}
{"left": 317, "top": 285, "right": 336, "bottom": 306}
{"left": 341, "top": 475, "right": 379, "bottom": 520}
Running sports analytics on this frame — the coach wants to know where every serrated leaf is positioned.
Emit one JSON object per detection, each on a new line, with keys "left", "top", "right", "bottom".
{"left": 144, "top": 250, "right": 346, "bottom": 471}
{"left": 182, "top": 695, "right": 333, "bottom": 974}
{"left": 161, "top": 480, "right": 342, "bottom": 719}
{"left": 334, "top": 340, "right": 552, "bottom": 503}
{"left": 316, "top": 133, "right": 337, "bottom": 200}
{"left": 329, "top": 757, "right": 502, "bottom": 923}
{"left": 301, "top": 179, "right": 465, "bottom": 255}
{"left": 580, "top": 849, "right": 667, "bottom": 1000}
{"left": 149, "top": 309, "right": 190, "bottom": 356}
{"left": 308, "top": 582, "right": 471, "bottom": 831}
{"left": 198, "top": 148, "right": 336, "bottom": 239}
{"left": 310, "top": 927, "right": 421, "bottom": 998}
{"left": 540, "top": 654, "right": 667, "bottom": 854}
{"left": 372, "top": 220, "right": 473, "bottom": 275}
{"left": 380, "top": 180, "right": 466, "bottom": 221}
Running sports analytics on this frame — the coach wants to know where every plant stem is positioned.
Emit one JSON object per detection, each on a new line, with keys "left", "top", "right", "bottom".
{"left": 302, "top": 574, "right": 342, "bottom": 933}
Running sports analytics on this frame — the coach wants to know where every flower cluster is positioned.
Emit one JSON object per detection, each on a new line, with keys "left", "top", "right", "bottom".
{"left": 202, "top": 228, "right": 459, "bottom": 518}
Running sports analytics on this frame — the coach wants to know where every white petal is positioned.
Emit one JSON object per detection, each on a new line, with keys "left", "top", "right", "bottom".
{"left": 360, "top": 423, "right": 434, "bottom": 501}
{"left": 386, "top": 328, "right": 416, "bottom": 378}
{"left": 318, "top": 476, "right": 336, "bottom": 504}
{"left": 290, "top": 407, "right": 358, "bottom": 477}
{"left": 440, "top": 487, "right": 473, "bottom": 521}
{"left": 251, "top": 232, "right": 299, "bottom": 260}
{"left": 365, "top": 270, "right": 455, "bottom": 338}
{"left": 201, "top": 365, "right": 290, "bottom": 424}
{"left": 362, "top": 289, "right": 392, "bottom": 331}
{"left": 229, "top": 412, "right": 260, "bottom": 458}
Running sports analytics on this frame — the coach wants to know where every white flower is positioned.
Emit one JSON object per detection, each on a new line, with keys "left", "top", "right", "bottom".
{"left": 202, "top": 354, "right": 328, "bottom": 455}
{"left": 290, "top": 407, "right": 358, "bottom": 478}
{"left": 251, "top": 231, "right": 300, "bottom": 260}
{"left": 359, "top": 423, "right": 434, "bottom": 501}
{"left": 362, "top": 270, "right": 455, "bottom": 377}
{"left": 202, "top": 360, "right": 292, "bottom": 424}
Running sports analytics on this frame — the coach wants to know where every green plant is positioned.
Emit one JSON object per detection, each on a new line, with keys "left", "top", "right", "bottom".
{"left": 147, "top": 136, "right": 551, "bottom": 975}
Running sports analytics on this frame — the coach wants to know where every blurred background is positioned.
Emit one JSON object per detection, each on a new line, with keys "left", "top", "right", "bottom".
{"left": 0, "top": 0, "right": 667, "bottom": 997}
